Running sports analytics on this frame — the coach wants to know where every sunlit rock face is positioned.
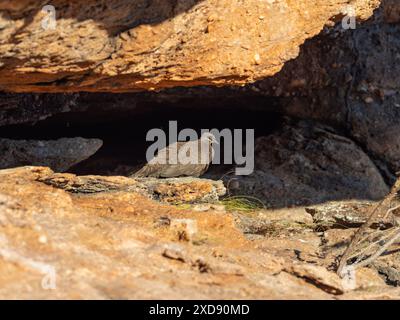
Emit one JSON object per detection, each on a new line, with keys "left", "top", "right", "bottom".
{"left": 0, "top": 0, "right": 380, "bottom": 92}
{"left": 0, "top": 166, "right": 396, "bottom": 299}
{"left": 2, "top": 0, "right": 400, "bottom": 300}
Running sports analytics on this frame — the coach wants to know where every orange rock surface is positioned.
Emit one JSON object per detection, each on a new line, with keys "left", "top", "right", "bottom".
{"left": 0, "top": 0, "right": 380, "bottom": 92}
{"left": 0, "top": 166, "right": 398, "bottom": 299}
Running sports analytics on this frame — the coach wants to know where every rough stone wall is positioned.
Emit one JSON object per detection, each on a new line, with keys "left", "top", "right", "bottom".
{"left": 2, "top": 1, "right": 400, "bottom": 299}
{"left": 0, "top": 0, "right": 379, "bottom": 92}
{"left": 0, "top": 0, "right": 399, "bottom": 194}
{"left": 251, "top": 0, "right": 400, "bottom": 176}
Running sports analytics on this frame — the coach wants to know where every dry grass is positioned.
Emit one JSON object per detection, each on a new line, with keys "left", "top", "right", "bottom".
{"left": 220, "top": 195, "right": 266, "bottom": 213}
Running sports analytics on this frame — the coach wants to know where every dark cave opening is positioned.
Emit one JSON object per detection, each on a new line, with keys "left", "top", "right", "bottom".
{"left": 0, "top": 97, "right": 285, "bottom": 176}
{"left": 0, "top": 90, "right": 393, "bottom": 208}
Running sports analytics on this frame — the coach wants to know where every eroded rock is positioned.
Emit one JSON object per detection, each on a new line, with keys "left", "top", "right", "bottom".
{"left": 0, "top": 166, "right": 321, "bottom": 299}
{"left": 224, "top": 120, "right": 389, "bottom": 208}
{"left": 235, "top": 207, "right": 314, "bottom": 238}
{"left": 286, "top": 264, "right": 344, "bottom": 295}
{"left": 0, "top": 166, "right": 399, "bottom": 299}
{"left": 0, "top": 0, "right": 380, "bottom": 92}
{"left": 38, "top": 170, "right": 226, "bottom": 203}
{"left": 252, "top": 0, "right": 400, "bottom": 175}
{"left": 306, "top": 201, "right": 373, "bottom": 230}
{"left": 0, "top": 137, "right": 103, "bottom": 172}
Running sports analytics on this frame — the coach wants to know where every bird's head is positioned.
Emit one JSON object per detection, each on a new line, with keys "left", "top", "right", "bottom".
{"left": 201, "top": 132, "right": 219, "bottom": 145}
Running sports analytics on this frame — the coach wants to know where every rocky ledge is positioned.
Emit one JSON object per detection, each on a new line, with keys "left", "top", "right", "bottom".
{"left": 1, "top": 166, "right": 400, "bottom": 299}
{"left": 1, "top": 0, "right": 400, "bottom": 300}
{"left": 0, "top": 0, "right": 379, "bottom": 92}
{"left": 38, "top": 170, "right": 226, "bottom": 204}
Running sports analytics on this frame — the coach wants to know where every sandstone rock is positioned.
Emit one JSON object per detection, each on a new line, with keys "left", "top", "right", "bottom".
{"left": 0, "top": 166, "right": 318, "bottom": 299}
{"left": 145, "top": 177, "right": 226, "bottom": 204}
{"left": 321, "top": 228, "right": 357, "bottom": 262}
{"left": 0, "top": 137, "right": 103, "bottom": 172}
{"left": 0, "top": 1, "right": 398, "bottom": 185}
{"left": 340, "top": 287, "right": 400, "bottom": 300}
{"left": 259, "top": 208, "right": 314, "bottom": 225}
{"left": 352, "top": 268, "right": 387, "bottom": 290}
{"left": 38, "top": 171, "right": 226, "bottom": 203}
{"left": 0, "top": 0, "right": 379, "bottom": 92}
{"left": 306, "top": 201, "right": 374, "bottom": 230}
{"left": 286, "top": 264, "right": 344, "bottom": 295}
{"left": 224, "top": 120, "right": 389, "bottom": 208}
{"left": 372, "top": 261, "right": 400, "bottom": 287}
{"left": 1, "top": 0, "right": 399, "bottom": 300}
{"left": 0, "top": 166, "right": 397, "bottom": 299}
{"left": 235, "top": 207, "right": 314, "bottom": 238}
{"left": 369, "top": 242, "right": 400, "bottom": 287}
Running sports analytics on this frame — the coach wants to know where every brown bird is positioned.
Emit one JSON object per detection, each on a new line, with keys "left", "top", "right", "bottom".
{"left": 132, "top": 132, "right": 218, "bottom": 178}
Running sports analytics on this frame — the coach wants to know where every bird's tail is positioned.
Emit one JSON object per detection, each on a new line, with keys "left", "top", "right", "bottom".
{"left": 130, "top": 164, "right": 156, "bottom": 178}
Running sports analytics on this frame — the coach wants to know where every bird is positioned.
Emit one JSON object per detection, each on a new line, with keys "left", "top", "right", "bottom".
{"left": 131, "top": 132, "right": 218, "bottom": 178}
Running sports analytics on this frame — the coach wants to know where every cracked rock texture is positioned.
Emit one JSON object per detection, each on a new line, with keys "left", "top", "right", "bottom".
{"left": 38, "top": 171, "right": 226, "bottom": 203}
{"left": 0, "top": 0, "right": 379, "bottom": 92}
{"left": 0, "top": 1, "right": 399, "bottom": 180}
{"left": 1, "top": 0, "right": 400, "bottom": 300}
{"left": 1, "top": 166, "right": 399, "bottom": 299}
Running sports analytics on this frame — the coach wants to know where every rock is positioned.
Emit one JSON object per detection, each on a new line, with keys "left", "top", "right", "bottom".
{"left": 0, "top": 137, "right": 103, "bottom": 172}
{"left": 161, "top": 244, "right": 187, "bottom": 262}
{"left": 0, "top": 2, "right": 398, "bottom": 182}
{"left": 147, "top": 177, "right": 226, "bottom": 204}
{"left": 0, "top": 0, "right": 379, "bottom": 92}
{"left": 0, "top": 166, "right": 309, "bottom": 299}
{"left": 0, "top": 93, "right": 81, "bottom": 126}
{"left": 254, "top": 0, "right": 400, "bottom": 174}
{"left": 353, "top": 268, "right": 387, "bottom": 291}
{"left": 38, "top": 172, "right": 137, "bottom": 193}
{"left": 0, "top": 165, "right": 397, "bottom": 299}
{"left": 306, "top": 201, "right": 374, "bottom": 230}
{"left": 384, "top": 0, "right": 400, "bottom": 23}
{"left": 225, "top": 120, "right": 389, "bottom": 208}
{"left": 340, "top": 287, "right": 400, "bottom": 300}
{"left": 235, "top": 207, "right": 314, "bottom": 238}
{"left": 1, "top": 0, "right": 400, "bottom": 300}
{"left": 38, "top": 170, "right": 226, "bottom": 204}
{"left": 370, "top": 247, "right": 400, "bottom": 287}
{"left": 321, "top": 228, "right": 357, "bottom": 262}
{"left": 259, "top": 208, "right": 314, "bottom": 225}
{"left": 286, "top": 264, "right": 344, "bottom": 295}
{"left": 170, "top": 219, "right": 198, "bottom": 242}
{"left": 372, "top": 261, "right": 400, "bottom": 287}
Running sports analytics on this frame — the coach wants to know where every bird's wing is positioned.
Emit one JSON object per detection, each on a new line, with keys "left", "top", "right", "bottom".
{"left": 149, "top": 141, "right": 194, "bottom": 164}
{"left": 131, "top": 163, "right": 159, "bottom": 177}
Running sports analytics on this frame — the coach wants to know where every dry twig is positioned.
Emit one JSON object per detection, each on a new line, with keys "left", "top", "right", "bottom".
{"left": 337, "top": 179, "right": 400, "bottom": 277}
